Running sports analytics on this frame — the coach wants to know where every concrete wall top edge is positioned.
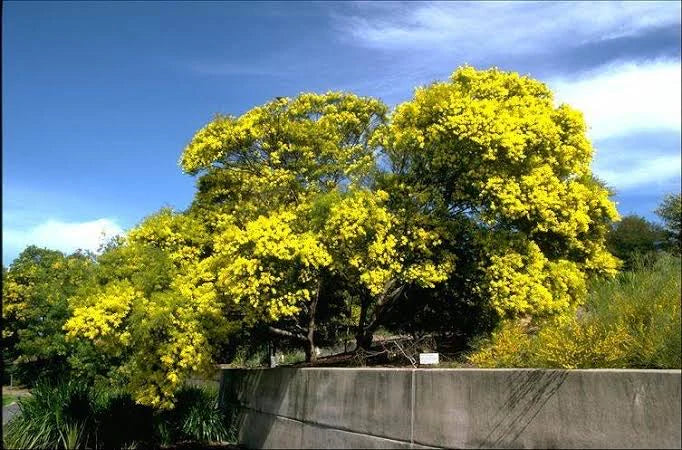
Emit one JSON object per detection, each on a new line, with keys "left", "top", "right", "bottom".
{"left": 219, "top": 366, "right": 681, "bottom": 374}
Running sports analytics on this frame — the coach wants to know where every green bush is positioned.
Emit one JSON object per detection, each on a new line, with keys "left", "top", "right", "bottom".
{"left": 3, "top": 379, "right": 97, "bottom": 449}
{"left": 469, "top": 253, "right": 681, "bottom": 369}
{"left": 3, "top": 381, "right": 232, "bottom": 449}
{"left": 154, "top": 386, "right": 230, "bottom": 446}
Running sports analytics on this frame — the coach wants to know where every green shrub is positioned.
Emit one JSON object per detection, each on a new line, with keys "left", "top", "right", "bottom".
{"left": 228, "top": 345, "right": 268, "bottom": 368}
{"left": 154, "top": 386, "right": 230, "bottom": 445}
{"left": 3, "top": 381, "right": 233, "bottom": 449}
{"left": 92, "top": 389, "right": 156, "bottom": 448}
{"left": 3, "top": 379, "right": 95, "bottom": 449}
{"left": 586, "top": 253, "right": 681, "bottom": 368}
{"left": 279, "top": 349, "right": 306, "bottom": 365}
{"left": 468, "top": 253, "right": 681, "bottom": 369}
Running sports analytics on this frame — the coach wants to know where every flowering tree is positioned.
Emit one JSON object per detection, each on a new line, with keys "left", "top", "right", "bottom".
{"left": 63, "top": 68, "right": 620, "bottom": 408}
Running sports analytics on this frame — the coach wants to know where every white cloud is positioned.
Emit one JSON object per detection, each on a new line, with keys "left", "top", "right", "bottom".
{"left": 594, "top": 153, "right": 681, "bottom": 190}
{"left": 331, "top": 2, "right": 682, "bottom": 135}
{"left": 3, "top": 218, "right": 124, "bottom": 260}
{"left": 550, "top": 60, "right": 682, "bottom": 140}
{"left": 334, "top": 1, "right": 680, "bottom": 54}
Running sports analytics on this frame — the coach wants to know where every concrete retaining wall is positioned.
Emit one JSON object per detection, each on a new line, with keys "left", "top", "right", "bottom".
{"left": 219, "top": 368, "right": 681, "bottom": 449}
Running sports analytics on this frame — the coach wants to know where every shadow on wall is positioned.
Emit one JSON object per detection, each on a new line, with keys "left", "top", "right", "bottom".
{"left": 219, "top": 369, "right": 571, "bottom": 449}
{"left": 481, "top": 370, "right": 568, "bottom": 448}
{"left": 220, "top": 368, "right": 567, "bottom": 448}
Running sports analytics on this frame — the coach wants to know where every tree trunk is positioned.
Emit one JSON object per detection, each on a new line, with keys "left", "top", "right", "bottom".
{"left": 355, "top": 282, "right": 406, "bottom": 352}
{"left": 305, "top": 279, "right": 321, "bottom": 363}
{"left": 355, "top": 332, "right": 374, "bottom": 351}
{"left": 355, "top": 296, "right": 371, "bottom": 351}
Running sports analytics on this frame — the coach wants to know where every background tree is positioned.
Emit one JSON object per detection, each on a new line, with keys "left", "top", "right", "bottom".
{"left": 606, "top": 215, "right": 666, "bottom": 269}
{"left": 2, "top": 246, "right": 97, "bottom": 385}
{"left": 656, "top": 193, "right": 681, "bottom": 255}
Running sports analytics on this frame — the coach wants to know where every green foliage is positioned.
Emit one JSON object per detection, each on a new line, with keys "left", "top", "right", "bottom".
{"left": 278, "top": 349, "right": 307, "bottom": 366}
{"left": 468, "top": 253, "right": 681, "bottom": 369}
{"left": 3, "top": 379, "right": 98, "bottom": 450}
{"left": 656, "top": 193, "right": 681, "bottom": 255}
{"left": 3, "top": 395, "right": 19, "bottom": 406}
{"left": 606, "top": 215, "right": 666, "bottom": 269}
{"left": 2, "top": 380, "right": 232, "bottom": 449}
{"left": 228, "top": 346, "right": 268, "bottom": 369}
{"left": 584, "top": 253, "right": 681, "bottom": 368}
{"left": 155, "top": 386, "right": 230, "bottom": 445}
{"left": 2, "top": 247, "right": 99, "bottom": 385}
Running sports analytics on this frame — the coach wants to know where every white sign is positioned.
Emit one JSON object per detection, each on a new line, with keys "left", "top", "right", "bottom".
{"left": 419, "top": 353, "right": 439, "bottom": 365}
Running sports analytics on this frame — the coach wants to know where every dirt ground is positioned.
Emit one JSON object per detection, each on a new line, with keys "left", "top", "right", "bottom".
{"left": 2, "top": 386, "right": 31, "bottom": 397}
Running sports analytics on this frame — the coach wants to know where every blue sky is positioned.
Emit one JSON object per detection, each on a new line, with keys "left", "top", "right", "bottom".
{"left": 2, "top": 1, "right": 681, "bottom": 264}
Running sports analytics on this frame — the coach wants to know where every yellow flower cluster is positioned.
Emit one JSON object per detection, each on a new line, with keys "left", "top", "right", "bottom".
{"left": 485, "top": 241, "right": 587, "bottom": 317}
{"left": 213, "top": 210, "right": 331, "bottom": 321}
{"left": 323, "top": 189, "right": 453, "bottom": 296}
{"left": 127, "top": 208, "right": 208, "bottom": 266}
{"left": 481, "top": 165, "right": 618, "bottom": 246}
{"left": 64, "top": 281, "right": 138, "bottom": 348}
{"left": 180, "top": 92, "right": 386, "bottom": 192}
{"left": 2, "top": 279, "right": 28, "bottom": 326}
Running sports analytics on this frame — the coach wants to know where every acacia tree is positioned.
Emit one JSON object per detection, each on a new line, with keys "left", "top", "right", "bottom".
{"left": 63, "top": 209, "right": 240, "bottom": 409}
{"left": 179, "top": 92, "right": 453, "bottom": 357}
{"left": 64, "top": 67, "right": 621, "bottom": 408}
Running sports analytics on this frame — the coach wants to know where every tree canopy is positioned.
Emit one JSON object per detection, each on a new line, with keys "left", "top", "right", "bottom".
{"left": 656, "top": 193, "right": 681, "bottom": 254}
{"left": 2, "top": 246, "right": 98, "bottom": 383}
{"left": 607, "top": 215, "right": 666, "bottom": 269}
{"left": 57, "top": 67, "right": 621, "bottom": 408}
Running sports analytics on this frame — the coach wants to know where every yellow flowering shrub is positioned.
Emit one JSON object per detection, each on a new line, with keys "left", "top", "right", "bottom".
{"left": 532, "top": 317, "right": 633, "bottom": 369}
{"left": 469, "top": 253, "right": 681, "bottom": 369}
{"left": 467, "top": 320, "right": 533, "bottom": 368}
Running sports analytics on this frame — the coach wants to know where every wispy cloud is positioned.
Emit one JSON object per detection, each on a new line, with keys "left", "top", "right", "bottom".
{"left": 550, "top": 60, "right": 681, "bottom": 140}
{"left": 323, "top": 1, "right": 681, "bottom": 105}
{"left": 3, "top": 218, "right": 124, "bottom": 264}
{"left": 333, "top": 1, "right": 680, "bottom": 55}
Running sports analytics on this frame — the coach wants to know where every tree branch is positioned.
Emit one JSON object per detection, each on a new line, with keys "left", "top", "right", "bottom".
{"left": 363, "top": 281, "right": 406, "bottom": 334}
{"left": 267, "top": 326, "right": 307, "bottom": 343}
